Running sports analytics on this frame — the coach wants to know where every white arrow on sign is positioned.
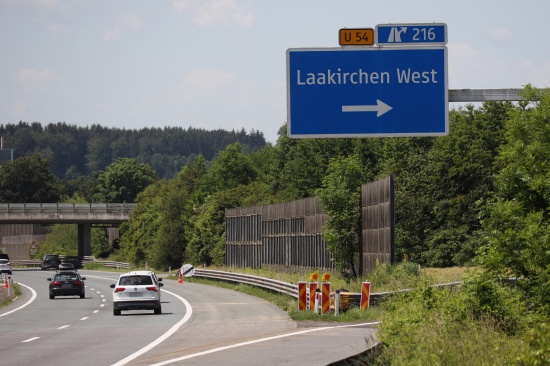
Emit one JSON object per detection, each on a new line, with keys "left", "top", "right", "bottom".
{"left": 342, "top": 100, "right": 393, "bottom": 117}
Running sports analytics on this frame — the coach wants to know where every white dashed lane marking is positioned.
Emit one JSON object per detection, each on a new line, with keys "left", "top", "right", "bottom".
{"left": 22, "top": 337, "right": 40, "bottom": 343}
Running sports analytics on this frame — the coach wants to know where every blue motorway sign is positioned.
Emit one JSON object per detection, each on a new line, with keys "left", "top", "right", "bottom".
{"left": 286, "top": 47, "right": 448, "bottom": 138}
{"left": 376, "top": 23, "right": 447, "bottom": 45}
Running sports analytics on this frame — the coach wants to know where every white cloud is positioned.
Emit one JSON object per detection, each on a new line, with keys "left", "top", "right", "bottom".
{"left": 102, "top": 14, "right": 142, "bottom": 42}
{"left": 12, "top": 68, "right": 64, "bottom": 93}
{"left": 46, "top": 23, "right": 67, "bottom": 34}
{"left": 488, "top": 27, "right": 512, "bottom": 41}
{"left": 173, "top": 0, "right": 254, "bottom": 28}
{"left": 180, "top": 68, "right": 237, "bottom": 100}
{"left": 448, "top": 42, "right": 550, "bottom": 89}
{"left": 13, "top": 101, "right": 29, "bottom": 116}
{"left": 521, "top": 60, "right": 550, "bottom": 88}
{"left": 92, "top": 103, "right": 117, "bottom": 114}
{"left": 172, "top": 0, "right": 195, "bottom": 12}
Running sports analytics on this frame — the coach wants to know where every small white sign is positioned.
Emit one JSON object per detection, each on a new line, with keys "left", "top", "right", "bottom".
{"left": 180, "top": 264, "right": 195, "bottom": 278}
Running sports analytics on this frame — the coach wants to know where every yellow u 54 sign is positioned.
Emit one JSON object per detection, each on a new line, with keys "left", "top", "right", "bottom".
{"left": 339, "top": 28, "right": 374, "bottom": 46}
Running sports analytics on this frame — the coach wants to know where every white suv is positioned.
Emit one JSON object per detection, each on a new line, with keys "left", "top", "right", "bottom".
{"left": 110, "top": 271, "right": 163, "bottom": 316}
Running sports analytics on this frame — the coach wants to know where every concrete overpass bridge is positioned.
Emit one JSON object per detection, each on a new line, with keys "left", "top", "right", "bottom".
{"left": 0, "top": 203, "right": 136, "bottom": 256}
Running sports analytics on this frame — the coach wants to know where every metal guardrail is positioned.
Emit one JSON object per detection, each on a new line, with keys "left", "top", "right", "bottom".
{"left": 100, "top": 261, "right": 131, "bottom": 269}
{"left": 192, "top": 269, "right": 463, "bottom": 306}
{"left": 194, "top": 269, "right": 299, "bottom": 298}
{"left": 0, "top": 203, "right": 136, "bottom": 214}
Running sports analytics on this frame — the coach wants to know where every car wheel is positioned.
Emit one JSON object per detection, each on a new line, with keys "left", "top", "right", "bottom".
{"left": 113, "top": 308, "right": 121, "bottom": 316}
{"left": 80, "top": 293, "right": 85, "bottom": 299}
{"left": 49, "top": 294, "right": 54, "bottom": 300}
{"left": 154, "top": 305, "right": 162, "bottom": 315}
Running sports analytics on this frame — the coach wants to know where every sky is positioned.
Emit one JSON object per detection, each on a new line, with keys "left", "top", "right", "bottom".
{"left": 1, "top": 0, "right": 549, "bottom": 144}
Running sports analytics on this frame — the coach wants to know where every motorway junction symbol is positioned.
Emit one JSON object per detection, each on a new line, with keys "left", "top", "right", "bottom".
{"left": 376, "top": 23, "right": 447, "bottom": 45}
{"left": 286, "top": 46, "right": 448, "bottom": 138}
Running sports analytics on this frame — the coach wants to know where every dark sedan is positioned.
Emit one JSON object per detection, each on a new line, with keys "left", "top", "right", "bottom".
{"left": 47, "top": 271, "right": 86, "bottom": 299}
{"left": 41, "top": 254, "right": 61, "bottom": 270}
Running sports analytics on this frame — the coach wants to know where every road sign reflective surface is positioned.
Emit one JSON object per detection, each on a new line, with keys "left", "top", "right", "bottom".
{"left": 286, "top": 46, "right": 448, "bottom": 138}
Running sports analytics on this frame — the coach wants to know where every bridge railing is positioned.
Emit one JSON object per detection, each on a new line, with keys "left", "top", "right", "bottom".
{"left": 11, "top": 256, "right": 131, "bottom": 269}
{"left": 0, "top": 203, "right": 136, "bottom": 214}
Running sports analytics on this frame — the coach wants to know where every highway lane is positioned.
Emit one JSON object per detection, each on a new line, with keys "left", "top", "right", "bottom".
{"left": 1, "top": 270, "right": 378, "bottom": 366}
{"left": 0, "top": 270, "right": 190, "bottom": 365}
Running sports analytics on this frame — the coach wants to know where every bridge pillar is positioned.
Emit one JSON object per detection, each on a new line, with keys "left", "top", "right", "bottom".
{"left": 78, "top": 223, "right": 92, "bottom": 256}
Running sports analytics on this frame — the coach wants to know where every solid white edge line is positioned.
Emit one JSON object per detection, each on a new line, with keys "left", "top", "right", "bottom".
{"left": 148, "top": 321, "right": 381, "bottom": 366}
{"left": 110, "top": 288, "right": 193, "bottom": 366}
{"left": 0, "top": 282, "right": 37, "bottom": 318}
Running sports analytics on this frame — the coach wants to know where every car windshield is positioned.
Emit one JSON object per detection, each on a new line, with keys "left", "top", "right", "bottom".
{"left": 119, "top": 275, "right": 153, "bottom": 286}
{"left": 0, "top": 259, "right": 8, "bottom": 264}
{"left": 55, "top": 273, "right": 79, "bottom": 281}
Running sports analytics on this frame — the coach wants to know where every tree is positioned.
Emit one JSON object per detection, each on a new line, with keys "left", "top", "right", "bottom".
{"left": 118, "top": 180, "right": 166, "bottom": 265}
{"left": 0, "top": 154, "right": 60, "bottom": 203}
{"left": 316, "top": 155, "right": 363, "bottom": 279}
{"left": 208, "top": 142, "right": 256, "bottom": 191}
{"left": 94, "top": 158, "right": 157, "bottom": 203}
{"left": 119, "top": 155, "right": 209, "bottom": 269}
{"left": 479, "top": 86, "right": 550, "bottom": 315}
{"left": 186, "top": 185, "right": 250, "bottom": 266}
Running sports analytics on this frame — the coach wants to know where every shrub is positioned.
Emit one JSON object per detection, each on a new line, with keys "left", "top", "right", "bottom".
{"left": 461, "top": 272, "right": 527, "bottom": 335}
{"left": 516, "top": 322, "right": 550, "bottom": 366}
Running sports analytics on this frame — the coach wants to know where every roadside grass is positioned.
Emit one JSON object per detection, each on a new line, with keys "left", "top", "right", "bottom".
{"left": 177, "top": 262, "right": 474, "bottom": 324}
{"left": 0, "top": 282, "right": 21, "bottom": 308}
{"left": 372, "top": 272, "right": 539, "bottom": 365}
{"left": 173, "top": 264, "right": 538, "bottom": 364}
{"left": 186, "top": 262, "right": 474, "bottom": 293}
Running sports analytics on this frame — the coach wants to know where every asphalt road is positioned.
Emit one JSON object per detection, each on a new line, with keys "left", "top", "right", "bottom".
{"left": 0, "top": 270, "right": 378, "bottom": 366}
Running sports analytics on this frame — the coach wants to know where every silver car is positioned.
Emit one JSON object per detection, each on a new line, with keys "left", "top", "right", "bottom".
{"left": 0, "top": 259, "right": 12, "bottom": 275}
{"left": 110, "top": 271, "right": 163, "bottom": 315}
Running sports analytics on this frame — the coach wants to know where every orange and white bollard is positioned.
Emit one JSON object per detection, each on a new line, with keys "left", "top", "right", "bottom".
{"left": 321, "top": 282, "right": 331, "bottom": 314}
{"left": 177, "top": 272, "right": 183, "bottom": 284}
{"left": 3, "top": 276, "right": 8, "bottom": 289}
{"left": 298, "top": 282, "right": 307, "bottom": 311}
{"left": 360, "top": 281, "right": 371, "bottom": 310}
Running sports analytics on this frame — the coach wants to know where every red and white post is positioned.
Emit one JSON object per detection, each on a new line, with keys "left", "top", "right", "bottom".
{"left": 321, "top": 282, "right": 331, "bottom": 314}
{"left": 298, "top": 281, "right": 307, "bottom": 311}
{"left": 309, "top": 282, "right": 317, "bottom": 310}
{"left": 360, "top": 281, "right": 371, "bottom": 310}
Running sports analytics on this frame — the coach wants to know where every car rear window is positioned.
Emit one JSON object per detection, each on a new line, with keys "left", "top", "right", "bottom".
{"left": 119, "top": 275, "right": 153, "bottom": 286}
{"left": 55, "top": 273, "right": 79, "bottom": 281}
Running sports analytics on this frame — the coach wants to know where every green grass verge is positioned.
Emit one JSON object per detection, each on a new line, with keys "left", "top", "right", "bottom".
{"left": 0, "top": 282, "right": 21, "bottom": 308}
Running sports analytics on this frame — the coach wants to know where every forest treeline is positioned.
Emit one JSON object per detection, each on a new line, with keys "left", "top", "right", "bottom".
{"left": 0, "top": 122, "right": 266, "bottom": 179}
